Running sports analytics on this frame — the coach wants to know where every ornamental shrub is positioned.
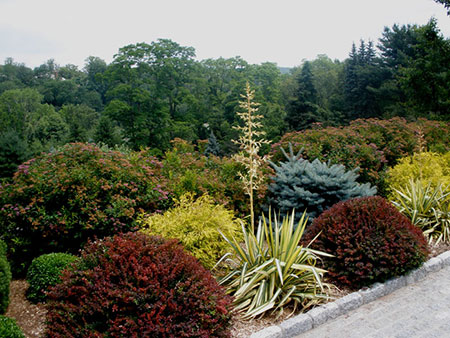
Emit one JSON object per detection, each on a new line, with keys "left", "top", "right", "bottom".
{"left": 219, "top": 210, "right": 331, "bottom": 319}
{"left": 139, "top": 193, "right": 242, "bottom": 270}
{"left": 26, "top": 253, "right": 78, "bottom": 303}
{"left": 386, "top": 152, "right": 450, "bottom": 193}
{"left": 0, "top": 240, "right": 6, "bottom": 257}
{"left": 162, "top": 138, "right": 271, "bottom": 219}
{"left": 390, "top": 180, "right": 450, "bottom": 244}
{"left": 270, "top": 118, "right": 450, "bottom": 193}
{"left": 303, "top": 196, "right": 429, "bottom": 290}
{"left": 0, "top": 241, "right": 11, "bottom": 314}
{"left": 267, "top": 144, "right": 376, "bottom": 223}
{"left": 0, "top": 142, "right": 169, "bottom": 275}
{"left": 46, "top": 232, "right": 232, "bottom": 338}
{"left": 0, "top": 315, "right": 25, "bottom": 338}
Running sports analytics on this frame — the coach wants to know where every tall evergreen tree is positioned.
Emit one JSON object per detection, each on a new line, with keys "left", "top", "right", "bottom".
{"left": 344, "top": 40, "right": 385, "bottom": 120}
{"left": 285, "top": 61, "right": 320, "bottom": 130}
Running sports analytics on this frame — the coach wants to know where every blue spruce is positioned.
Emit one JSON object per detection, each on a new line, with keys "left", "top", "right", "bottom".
{"left": 204, "top": 131, "right": 221, "bottom": 157}
{"left": 268, "top": 144, "right": 376, "bottom": 223}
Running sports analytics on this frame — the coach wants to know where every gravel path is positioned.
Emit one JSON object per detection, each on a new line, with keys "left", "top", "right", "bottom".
{"left": 296, "top": 265, "right": 450, "bottom": 338}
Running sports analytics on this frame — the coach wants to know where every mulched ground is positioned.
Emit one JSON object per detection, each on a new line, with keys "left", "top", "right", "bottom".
{"left": 5, "top": 241, "right": 450, "bottom": 338}
{"left": 5, "top": 280, "right": 46, "bottom": 338}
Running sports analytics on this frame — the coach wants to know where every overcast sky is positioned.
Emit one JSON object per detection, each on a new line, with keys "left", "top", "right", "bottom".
{"left": 1, "top": 0, "right": 449, "bottom": 69}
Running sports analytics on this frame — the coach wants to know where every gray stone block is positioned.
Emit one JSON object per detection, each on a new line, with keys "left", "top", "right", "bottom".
{"left": 279, "top": 314, "right": 313, "bottom": 337}
{"left": 405, "top": 266, "right": 427, "bottom": 284}
{"left": 307, "top": 301, "right": 340, "bottom": 327}
{"left": 383, "top": 276, "right": 406, "bottom": 295}
{"left": 359, "top": 282, "right": 385, "bottom": 304}
{"left": 437, "top": 250, "right": 450, "bottom": 266}
{"left": 423, "top": 257, "right": 443, "bottom": 273}
{"left": 334, "top": 292, "right": 363, "bottom": 314}
{"left": 249, "top": 325, "right": 283, "bottom": 338}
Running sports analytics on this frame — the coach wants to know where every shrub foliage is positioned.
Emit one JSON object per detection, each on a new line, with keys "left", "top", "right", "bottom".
{"left": 46, "top": 232, "right": 232, "bottom": 337}
{"left": 26, "top": 253, "right": 78, "bottom": 303}
{"left": 386, "top": 151, "right": 450, "bottom": 193}
{"left": 139, "top": 193, "right": 242, "bottom": 270}
{"left": 0, "top": 143, "right": 169, "bottom": 274}
{"left": 391, "top": 180, "right": 450, "bottom": 244}
{"left": 303, "top": 196, "right": 429, "bottom": 289}
{"left": 0, "top": 315, "right": 25, "bottom": 338}
{"left": 268, "top": 144, "right": 376, "bottom": 222}
{"left": 271, "top": 118, "right": 450, "bottom": 193}
{"left": 219, "top": 211, "right": 331, "bottom": 319}
{"left": 0, "top": 240, "right": 11, "bottom": 314}
{"left": 162, "top": 138, "right": 270, "bottom": 219}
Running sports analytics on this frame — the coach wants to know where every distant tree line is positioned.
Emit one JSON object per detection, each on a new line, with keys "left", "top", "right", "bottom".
{"left": 0, "top": 19, "right": 449, "bottom": 178}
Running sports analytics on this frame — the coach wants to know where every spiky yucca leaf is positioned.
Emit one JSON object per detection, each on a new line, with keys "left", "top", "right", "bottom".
{"left": 218, "top": 210, "right": 332, "bottom": 319}
{"left": 391, "top": 180, "right": 450, "bottom": 244}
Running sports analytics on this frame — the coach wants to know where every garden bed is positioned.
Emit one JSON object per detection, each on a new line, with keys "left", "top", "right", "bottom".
{"left": 7, "top": 242, "right": 450, "bottom": 338}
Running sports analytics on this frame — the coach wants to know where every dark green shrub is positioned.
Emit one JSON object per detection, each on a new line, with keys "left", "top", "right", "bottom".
{"left": 303, "top": 196, "right": 429, "bottom": 290}
{"left": 0, "top": 142, "right": 169, "bottom": 275}
{"left": 0, "top": 315, "right": 25, "bottom": 338}
{"left": 0, "top": 257, "right": 11, "bottom": 314}
{"left": 0, "top": 240, "right": 6, "bottom": 257}
{"left": 26, "top": 253, "right": 78, "bottom": 303}
{"left": 0, "top": 240, "right": 11, "bottom": 315}
{"left": 267, "top": 144, "right": 376, "bottom": 222}
{"left": 46, "top": 232, "right": 233, "bottom": 337}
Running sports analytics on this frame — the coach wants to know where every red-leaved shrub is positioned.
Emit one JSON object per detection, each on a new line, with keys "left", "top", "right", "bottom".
{"left": 45, "top": 232, "right": 232, "bottom": 338}
{"left": 303, "top": 196, "right": 429, "bottom": 290}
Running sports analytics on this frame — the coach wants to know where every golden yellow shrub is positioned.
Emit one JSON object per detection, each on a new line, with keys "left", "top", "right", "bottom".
{"left": 138, "top": 193, "right": 243, "bottom": 270}
{"left": 387, "top": 152, "right": 450, "bottom": 193}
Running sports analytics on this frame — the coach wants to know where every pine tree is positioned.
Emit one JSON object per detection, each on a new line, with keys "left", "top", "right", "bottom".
{"left": 286, "top": 61, "right": 320, "bottom": 130}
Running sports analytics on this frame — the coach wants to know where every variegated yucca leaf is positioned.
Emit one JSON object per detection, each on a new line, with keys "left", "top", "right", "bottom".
{"left": 391, "top": 180, "right": 450, "bottom": 244}
{"left": 218, "top": 210, "right": 332, "bottom": 319}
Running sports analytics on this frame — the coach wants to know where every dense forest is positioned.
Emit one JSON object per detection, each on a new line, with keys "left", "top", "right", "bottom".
{"left": 0, "top": 19, "right": 449, "bottom": 178}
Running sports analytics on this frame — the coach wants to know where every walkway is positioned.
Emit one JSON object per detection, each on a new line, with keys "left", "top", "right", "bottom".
{"left": 296, "top": 265, "right": 450, "bottom": 338}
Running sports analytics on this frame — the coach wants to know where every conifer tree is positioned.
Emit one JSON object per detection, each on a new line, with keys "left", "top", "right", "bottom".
{"left": 204, "top": 131, "right": 221, "bottom": 157}
{"left": 286, "top": 61, "right": 320, "bottom": 130}
{"left": 268, "top": 144, "right": 376, "bottom": 223}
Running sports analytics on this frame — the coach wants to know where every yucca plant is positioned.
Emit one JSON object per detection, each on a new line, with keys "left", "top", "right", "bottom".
{"left": 391, "top": 180, "right": 450, "bottom": 244}
{"left": 232, "top": 82, "right": 270, "bottom": 230}
{"left": 217, "top": 210, "right": 332, "bottom": 319}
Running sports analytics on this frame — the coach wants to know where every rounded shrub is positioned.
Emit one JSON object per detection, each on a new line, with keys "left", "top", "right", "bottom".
{"left": 139, "top": 193, "right": 242, "bottom": 270}
{"left": 0, "top": 315, "right": 25, "bottom": 338}
{"left": 46, "top": 232, "right": 232, "bottom": 337}
{"left": 303, "top": 196, "right": 429, "bottom": 290}
{"left": 26, "top": 253, "right": 78, "bottom": 303}
{"left": 0, "top": 142, "right": 169, "bottom": 275}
